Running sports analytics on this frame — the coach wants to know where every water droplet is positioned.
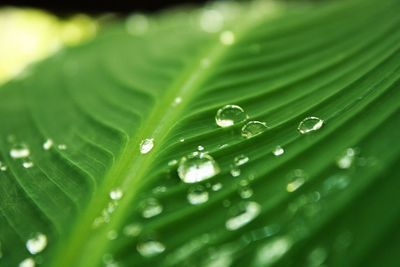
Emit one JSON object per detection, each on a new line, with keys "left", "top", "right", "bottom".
{"left": 298, "top": 117, "right": 324, "bottom": 134}
{"left": 286, "top": 169, "right": 307, "bottom": 193}
{"left": 197, "top": 145, "right": 205, "bottom": 151}
{"left": 255, "top": 237, "right": 292, "bottom": 266}
{"left": 239, "top": 185, "right": 253, "bottom": 199}
{"left": 107, "top": 230, "right": 118, "bottom": 240}
{"left": 178, "top": 152, "right": 220, "bottom": 183}
{"left": 322, "top": 174, "right": 350, "bottom": 195}
{"left": 230, "top": 167, "right": 241, "bottom": 177}
{"left": 187, "top": 185, "right": 209, "bottom": 205}
{"left": 225, "top": 201, "right": 261, "bottom": 231}
{"left": 212, "top": 183, "right": 223, "bottom": 191}
{"left": 141, "top": 198, "right": 163, "bottom": 218}
{"left": 26, "top": 233, "right": 47, "bottom": 254}
{"left": 172, "top": 97, "right": 182, "bottom": 106}
{"left": 19, "top": 258, "right": 35, "bottom": 267}
{"left": 126, "top": 14, "right": 149, "bottom": 35}
{"left": 241, "top": 121, "right": 268, "bottom": 138}
{"left": 336, "top": 148, "right": 356, "bottom": 169}
{"left": 234, "top": 154, "right": 249, "bottom": 166}
{"left": 219, "top": 30, "right": 235, "bottom": 45}
{"left": 42, "top": 139, "right": 53, "bottom": 150}
{"left": 140, "top": 138, "right": 154, "bottom": 154}
{"left": 272, "top": 146, "right": 284, "bottom": 156}
{"left": 10, "top": 144, "right": 30, "bottom": 159}
{"left": 123, "top": 223, "right": 142, "bottom": 237}
{"left": 57, "top": 144, "right": 67, "bottom": 150}
{"left": 0, "top": 161, "right": 7, "bottom": 172}
{"left": 22, "top": 159, "right": 34, "bottom": 169}
{"left": 215, "top": 105, "right": 248, "bottom": 128}
{"left": 109, "top": 188, "right": 123, "bottom": 200}
{"left": 179, "top": 138, "right": 185, "bottom": 142}
{"left": 168, "top": 159, "right": 178, "bottom": 167}
{"left": 199, "top": 9, "right": 224, "bottom": 33}
{"left": 137, "top": 240, "right": 165, "bottom": 257}
{"left": 103, "top": 254, "right": 120, "bottom": 267}
{"left": 307, "top": 247, "right": 327, "bottom": 267}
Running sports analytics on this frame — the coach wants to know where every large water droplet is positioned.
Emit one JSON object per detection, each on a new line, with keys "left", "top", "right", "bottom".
{"left": 286, "top": 169, "right": 307, "bottom": 193}
{"left": 178, "top": 152, "right": 220, "bottom": 183}
{"left": 219, "top": 30, "right": 235, "bottom": 45}
{"left": 26, "top": 233, "right": 47, "bottom": 254}
{"left": 42, "top": 139, "right": 53, "bottom": 150}
{"left": 225, "top": 201, "right": 261, "bottom": 231}
{"left": 141, "top": 198, "right": 163, "bottom": 218}
{"left": 137, "top": 240, "right": 165, "bottom": 257}
{"left": 10, "top": 144, "right": 30, "bottom": 159}
{"left": 336, "top": 148, "right": 356, "bottom": 169}
{"left": 140, "top": 138, "right": 154, "bottom": 154}
{"left": 215, "top": 105, "right": 248, "bottom": 128}
{"left": 109, "top": 188, "right": 123, "bottom": 200}
{"left": 272, "top": 146, "right": 284, "bottom": 156}
{"left": 19, "top": 258, "right": 35, "bottom": 267}
{"left": 187, "top": 185, "right": 209, "bottom": 205}
{"left": 241, "top": 121, "right": 268, "bottom": 138}
{"left": 297, "top": 117, "right": 324, "bottom": 134}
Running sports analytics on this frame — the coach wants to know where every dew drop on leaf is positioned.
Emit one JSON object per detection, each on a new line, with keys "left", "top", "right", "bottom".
{"left": 297, "top": 117, "right": 324, "bottom": 134}
{"left": 42, "top": 139, "right": 53, "bottom": 150}
{"left": 234, "top": 154, "right": 249, "bottom": 166}
{"left": 141, "top": 198, "right": 163, "bottom": 218}
{"left": 215, "top": 105, "right": 248, "bottom": 128}
{"left": 10, "top": 144, "right": 30, "bottom": 159}
{"left": 230, "top": 167, "right": 241, "bottom": 177}
{"left": 178, "top": 152, "right": 220, "bottom": 183}
{"left": 19, "top": 258, "right": 35, "bottom": 267}
{"left": 225, "top": 201, "right": 261, "bottom": 231}
{"left": 272, "top": 146, "right": 284, "bottom": 156}
{"left": 57, "top": 144, "right": 67, "bottom": 150}
{"left": 123, "top": 223, "right": 142, "bottom": 237}
{"left": 22, "top": 160, "right": 34, "bottom": 169}
{"left": 199, "top": 9, "right": 224, "bottom": 33}
{"left": 241, "top": 121, "right": 268, "bottom": 138}
{"left": 286, "top": 169, "right": 307, "bottom": 193}
{"left": 219, "top": 30, "right": 235, "bottom": 45}
{"left": 187, "top": 185, "right": 209, "bottom": 205}
{"left": 137, "top": 240, "right": 165, "bottom": 257}
{"left": 336, "top": 148, "right": 356, "bottom": 169}
{"left": 109, "top": 188, "right": 123, "bottom": 200}
{"left": 212, "top": 183, "right": 223, "bottom": 191}
{"left": 239, "top": 185, "right": 253, "bottom": 199}
{"left": 0, "top": 161, "right": 7, "bottom": 172}
{"left": 26, "top": 233, "right": 47, "bottom": 255}
{"left": 140, "top": 138, "right": 154, "bottom": 154}
{"left": 126, "top": 14, "right": 149, "bottom": 35}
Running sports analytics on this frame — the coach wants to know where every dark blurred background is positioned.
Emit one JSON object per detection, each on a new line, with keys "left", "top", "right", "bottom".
{"left": 0, "top": 0, "right": 211, "bottom": 14}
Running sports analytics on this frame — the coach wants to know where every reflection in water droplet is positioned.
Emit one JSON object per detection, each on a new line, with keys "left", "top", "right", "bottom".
{"left": 255, "top": 237, "right": 292, "bottom": 266}
{"left": 140, "top": 138, "right": 154, "bottom": 154}
{"left": 22, "top": 160, "right": 34, "bottom": 169}
{"left": 241, "top": 121, "right": 268, "bottom": 138}
{"left": 200, "top": 9, "right": 224, "bottom": 33}
{"left": 225, "top": 201, "right": 261, "bottom": 231}
{"left": 123, "top": 223, "right": 142, "bottom": 237}
{"left": 26, "top": 233, "right": 47, "bottom": 254}
{"left": 215, "top": 105, "right": 248, "bottom": 128}
{"left": 19, "top": 258, "right": 35, "bottom": 267}
{"left": 219, "top": 30, "right": 235, "bottom": 45}
{"left": 43, "top": 139, "right": 53, "bottom": 150}
{"left": 126, "top": 14, "right": 149, "bottom": 35}
{"left": 187, "top": 185, "right": 209, "bottom": 205}
{"left": 337, "top": 148, "right": 356, "bottom": 169}
{"left": 178, "top": 152, "right": 220, "bottom": 183}
{"left": 234, "top": 154, "right": 249, "bottom": 166}
{"left": 272, "top": 146, "right": 284, "bottom": 156}
{"left": 298, "top": 117, "right": 324, "bottom": 134}
{"left": 10, "top": 144, "right": 30, "bottom": 159}
{"left": 137, "top": 240, "right": 165, "bottom": 257}
{"left": 141, "top": 198, "right": 163, "bottom": 218}
{"left": 109, "top": 188, "right": 123, "bottom": 200}
{"left": 286, "top": 169, "right": 307, "bottom": 192}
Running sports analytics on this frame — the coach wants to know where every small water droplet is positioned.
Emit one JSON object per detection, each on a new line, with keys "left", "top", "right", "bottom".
{"left": 199, "top": 9, "right": 224, "bottom": 33}
{"left": 141, "top": 198, "right": 163, "bottom": 218}
{"left": 140, "top": 138, "right": 154, "bottom": 154}
{"left": 107, "top": 230, "right": 118, "bottom": 240}
{"left": 234, "top": 154, "right": 249, "bottom": 166}
{"left": 187, "top": 185, "right": 209, "bottom": 205}
{"left": 22, "top": 160, "right": 34, "bottom": 169}
{"left": 230, "top": 167, "right": 241, "bottom": 177}
{"left": 219, "top": 30, "right": 235, "bottom": 45}
{"left": 123, "top": 223, "right": 142, "bottom": 237}
{"left": 178, "top": 152, "right": 220, "bottom": 183}
{"left": 286, "top": 169, "right": 307, "bottom": 193}
{"left": 137, "top": 240, "right": 165, "bottom": 257}
{"left": 225, "top": 201, "right": 261, "bottom": 231}
{"left": 212, "top": 183, "right": 223, "bottom": 191}
{"left": 172, "top": 97, "right": 182, "bottom": 106}
{"left": 272, "top": 146, "right": 284, "bottom": 156}
{"left": 19, "top": 258, "right": 35, "bottom": 267}
{"left": 298, "top": 117, "right": 324, "bottom": 134}
{"left": 26, "top": 233, "right": 47, "bottom": 254}
{"left": 109, "top": 188, "right": 123, "bottom": 200}
{"left": 58, "top": 144, "right": 67, "bottom": 150}
{"left": 255, "top": 237, "right": 292, "bottom": 266}
{"left": 241, "top": 121, "right": 268, "bottom": 138}
{"left": 307, "top": 247, "right": 327, "bottom": 267}
{"left": 126, "top": 14, "right": 149, "bottom": 35}
{"left": 168, "top": 159, "right": 178, "bottom": 167}
{"left": 239, "top": 185, "right": 253, "bottom": 199}
{"left": 215, "top": 105, "right": 248, "bottom": 128}
{"left": 10, "top": 144, "right": 30, "bottom": 159}
{"left": 197, "top": 145, "right": 205, "bottom": 151}
{"left": 0, "top": 161, "right": 7, "bottom": 172}
{"left": 336, "top": 148, "right": 356, "bottom": 169}
{"left": 42, "top": 139, "right": 53, "bottom": 150}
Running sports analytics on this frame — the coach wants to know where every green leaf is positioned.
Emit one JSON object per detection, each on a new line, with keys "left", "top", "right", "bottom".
{"left": 1, "top": 0, "right": 400, "bottom": 266}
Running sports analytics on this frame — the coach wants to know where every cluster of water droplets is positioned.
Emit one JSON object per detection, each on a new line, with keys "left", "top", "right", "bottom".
{"left": 17, "top": 232, "right": 48, "bottom": 267}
